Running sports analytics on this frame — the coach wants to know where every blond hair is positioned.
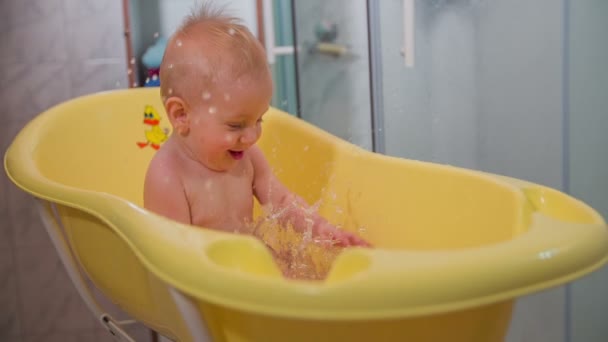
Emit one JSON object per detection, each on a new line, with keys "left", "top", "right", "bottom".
{"left": 159, "top": 1, "right": 269, "bottom": 103}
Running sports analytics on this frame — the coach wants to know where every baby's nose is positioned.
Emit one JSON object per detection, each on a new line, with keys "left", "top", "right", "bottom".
{"left": 240, "top": 126, "right": 260, "bottom": 145}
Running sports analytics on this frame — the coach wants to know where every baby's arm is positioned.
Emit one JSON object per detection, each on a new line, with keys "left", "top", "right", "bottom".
{"left": 143, "top": 160, "right": 191, "bottom": 225}
{"left": 249, "top": 146, "right": 370, "bottom": 247}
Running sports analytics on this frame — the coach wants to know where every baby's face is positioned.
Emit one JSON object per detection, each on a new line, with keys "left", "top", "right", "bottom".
{"left": 186, "top": 74, "right": 273, "bottom": 172}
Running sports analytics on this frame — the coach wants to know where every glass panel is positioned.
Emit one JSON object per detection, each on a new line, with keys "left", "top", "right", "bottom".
{"left": 376, "top": 0, "right": 567, "bottom": 340}
{"left": 379, "top": 0, "right": 565, "bottom": 190}
{"left": 270, "top": 0, "right": 299, "bottom": 115}
{"left": 568, "top": 1, "right": 608, "bottom": 341}
{"left": 292, "top": 0, "right": 373, "bottom": 150}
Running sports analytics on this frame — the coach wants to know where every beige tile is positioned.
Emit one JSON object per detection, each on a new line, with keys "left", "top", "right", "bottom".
{"left": 1, "top": 0, "right": 64, "bottom": 29}
{"left": 69, "top": 60, "right": 128, "bottom": 98}
{"left": 0, "top": 173, "right": 11, "bottom": 249}
{"left": 16, "top": 244, "right": 98, "bottom": 335}
{"left": 0, "top": 64, "right": 72, "bottom": 122}
{"left": 4, "top": 120, "right": 46, "bottom": 248}
{"left": 63, "top": 0, "right": 126, "bottom": 61}
{"left": 7, "top": 180, "right": 52, "bottom": 248}
{"left": 0, "top": 7, "right": 67, "bottom": 65}
{"left": 22, "top": 331, "right": 98, "bottom": 342}
{"left": 0, "top": 246, "right": 21, "bottom": 339}
{"left": 97, "top": 323, "right": 153, "bottom": 342}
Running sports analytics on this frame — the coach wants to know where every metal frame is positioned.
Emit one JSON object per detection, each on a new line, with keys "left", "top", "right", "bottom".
{"left": 366, "top": 0, "right": 386, "bottom": 153}
{"left": 37, "top": 199, "right": 212, "bottom": 341}
{"left": 37, "top": 199, "right": 137, "bottom": 341}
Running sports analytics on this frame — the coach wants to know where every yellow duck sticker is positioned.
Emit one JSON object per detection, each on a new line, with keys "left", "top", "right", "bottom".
{"left": 137, "top": 105, "right": 169, "bottom": 150}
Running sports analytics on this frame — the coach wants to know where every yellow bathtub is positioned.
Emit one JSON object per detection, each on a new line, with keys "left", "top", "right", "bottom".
{"left": 4, "top": 87, "right": 608, "bottom": 342}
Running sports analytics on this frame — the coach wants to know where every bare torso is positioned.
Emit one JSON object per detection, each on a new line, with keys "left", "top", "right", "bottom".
{"left": 181, "top": 155, "right": 255, "bottom": 232}
{"left": 145, "top": 139, "right": 257, "bottom": 233}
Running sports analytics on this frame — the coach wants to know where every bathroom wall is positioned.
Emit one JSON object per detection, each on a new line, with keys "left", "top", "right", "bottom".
{"left": 476, "top": 3, "right": 566, "bottom": 340}
{"left": 568, "top": 1, "right": 608, "bottom": 341}
{"left": 378, "top": 0, "right": 567, "bottom": 341}
{"left": 0, "top": 0, "right": 151, "bottom": 341}
{"left": 381, "top": 0, "right": 479, "bottom": 168}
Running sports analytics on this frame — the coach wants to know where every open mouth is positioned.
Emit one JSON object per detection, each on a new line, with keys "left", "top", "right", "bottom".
{"left": 228, "top": 150, "right": 244, "bottom": 160}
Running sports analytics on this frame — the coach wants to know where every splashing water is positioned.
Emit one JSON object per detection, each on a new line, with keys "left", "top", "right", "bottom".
{"left": 238, "top": 201, "right": 344, "bottom": 281}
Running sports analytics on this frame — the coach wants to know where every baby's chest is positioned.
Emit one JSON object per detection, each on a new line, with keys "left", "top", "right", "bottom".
{"left": 186, "top": 175, "right": 255, "bottom": 227}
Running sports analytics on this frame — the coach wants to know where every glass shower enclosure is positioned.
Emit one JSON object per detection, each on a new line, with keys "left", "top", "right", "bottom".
{"left": 268, "top": 0, "right": 608, "bottom": 341}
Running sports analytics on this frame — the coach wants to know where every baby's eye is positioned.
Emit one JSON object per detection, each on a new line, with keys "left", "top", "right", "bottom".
{"left": 227, "top": 123, "right": 243, "bottom": 129}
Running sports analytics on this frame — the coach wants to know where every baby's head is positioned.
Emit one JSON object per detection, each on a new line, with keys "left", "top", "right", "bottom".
{"left": 160, "top": 2, "right": 272, "bottom": 172}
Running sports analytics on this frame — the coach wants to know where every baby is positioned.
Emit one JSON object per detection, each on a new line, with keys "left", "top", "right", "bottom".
{"left": 144, "top": 3, "right": 369, "bottom": 260}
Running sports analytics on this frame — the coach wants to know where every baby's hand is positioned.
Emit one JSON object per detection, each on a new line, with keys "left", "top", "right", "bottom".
{"left": 314, "top": 223, "right": 371, "bottom": 247}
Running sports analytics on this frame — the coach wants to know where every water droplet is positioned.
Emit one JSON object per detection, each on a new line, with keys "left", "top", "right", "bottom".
{"left": 228, "top": 28, "right": 236, "bottom": 35}
{"left": 130, "top": 57, "right": 136, "bottom": 65}
{"left": 208, "top": 106, "right": 217, "bottom": 114}
{"left": 168, "top": 63, "right": 174, "bottom": 69}
{"left": 204, "top": 179, "right": 213, "bottom": 190}
{"left": 176, "top": 39, "right": 183, "bottom": 47}
{"left": 132, "top": 82, "right": 138, "bottom": 87}
{"left": 168, "top": 88, "right": 174, "bottom": 95}
{"left": 127, "top": 69, "right": 132, "bottom": 75}
{"left": 224, "top": 93, "right": 231, "bottom": 101}
{"left": 153, "top": 32, "right": 160, "bottom": 39}
{"left": 202, "top": 91, "right": 211, "bottom": 100}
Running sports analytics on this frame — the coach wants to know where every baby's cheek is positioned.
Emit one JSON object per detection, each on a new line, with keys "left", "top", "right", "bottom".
{"left": 224, "top": 133, "right": 235, "bottom": 143}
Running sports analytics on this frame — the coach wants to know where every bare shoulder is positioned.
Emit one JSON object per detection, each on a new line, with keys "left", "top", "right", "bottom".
{"left": 248, "top": 144, "right": 271, "bottom": 174}
{"left": 143, "top": 146, "right": 189, "bottom": 221}
{"left": 145, "top": 148, "right": 180, "bottom": 188}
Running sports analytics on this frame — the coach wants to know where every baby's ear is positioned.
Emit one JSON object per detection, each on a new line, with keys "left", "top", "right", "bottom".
{"left": 165, "top": 97, "right": 189, "bottom": 135}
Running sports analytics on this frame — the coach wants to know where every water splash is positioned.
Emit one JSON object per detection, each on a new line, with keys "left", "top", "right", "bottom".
{"left": 242, "top": 202, "right": 344, "bottom": 280}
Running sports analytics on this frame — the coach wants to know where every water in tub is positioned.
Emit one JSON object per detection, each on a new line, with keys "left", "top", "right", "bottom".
{"left": 239, "top": 199, "right": 345, "bottom": 281}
